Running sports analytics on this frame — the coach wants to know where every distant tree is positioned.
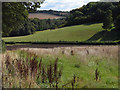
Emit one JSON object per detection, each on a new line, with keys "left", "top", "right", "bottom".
{"left": 31, "top": 18, "right": 40, "bottom": 31}
{"left": 9, "top": 19, "right": 36, "bottom": 36}
{"left": 73, "top": 11, "right": 83, "bottom": 17}
{"left": 93, "top": 9, "right": 105, "bottom": 22}
{"left": 114, "top": 15, "right": 120, "bottom": 30}
{"left": 102, "top": 10, "right": 113, "bottom": 30}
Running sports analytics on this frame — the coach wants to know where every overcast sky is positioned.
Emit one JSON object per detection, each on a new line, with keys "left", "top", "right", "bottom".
{"left": 38, "top": 0, "right": 100, "bottom": 11}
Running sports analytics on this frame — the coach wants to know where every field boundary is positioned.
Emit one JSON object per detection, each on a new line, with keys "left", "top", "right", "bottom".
{"left": 5, "top": 41, "right": 120, "bottom": 45}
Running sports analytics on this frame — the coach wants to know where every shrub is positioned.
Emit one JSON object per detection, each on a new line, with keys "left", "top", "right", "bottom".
{"left": 2, "top": 40, "right": 6, "bottom": 53}
{"left": 74, "top": 64, "right": 80, "bottom": 68}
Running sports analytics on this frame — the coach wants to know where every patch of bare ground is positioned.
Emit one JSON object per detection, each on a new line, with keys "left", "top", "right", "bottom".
{"left": 29, "top": 13, "right": 65, "bottom": 19}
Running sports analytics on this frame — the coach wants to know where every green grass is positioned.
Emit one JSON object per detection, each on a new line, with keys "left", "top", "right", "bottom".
{"left": 38, "top": 54, "right": 118, "bottom": 88}
{"left": 9, "top": 49, "right": 118, "bottom": 88}
{"left": 31, "top": 51, "right": 118, "bottom": 88}
{"left": 3, "top": 23, "right": 103, "bottom": 42}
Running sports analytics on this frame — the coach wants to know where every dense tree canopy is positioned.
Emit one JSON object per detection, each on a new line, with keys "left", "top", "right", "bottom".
{"left": 65, "top": 2, "right": 120, "bottom": 26}
{"left": 114, "top": 2, "right": 120, "bottom": 30}
{"left": 8, "top": 17, "right": 66, "bottom": 37}
{"left": 102, "top": 10, "right": 113, "bottom": 30}
{"left": 114, "top": 15, "right": 120, "bottom": 30}
{"left": 2, "top": 1, "right": 44, "bottom": 36}
{"left": 2, "top": 2, "right": 28, "bottom": 36}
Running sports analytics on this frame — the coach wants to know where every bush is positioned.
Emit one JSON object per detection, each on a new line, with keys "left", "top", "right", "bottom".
{"left": 74, "top": 64, "right": 80, "bottom": 68}
{"left": 2, "top": 40, "right": 6, "bottom": 53}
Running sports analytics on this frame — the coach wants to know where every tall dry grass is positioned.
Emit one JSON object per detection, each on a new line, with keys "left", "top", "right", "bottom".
{"left": 2, "top": 50, "right": 63, "bottom": 88}
{"left": 20, "top": 45, "right": 118, "bottom": 61}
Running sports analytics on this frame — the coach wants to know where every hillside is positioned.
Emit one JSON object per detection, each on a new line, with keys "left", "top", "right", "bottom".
{"left": 35, "top": 10, "right": 69, "bottom": 17}
{"left": 29, "top": 13, "right": 65, "bottom": 19}
{"left": 3, "top": 23, "right": 104, "bottom": 42}
{"left": 29, "top": 10, "right": 69, "bottom": 17}
{"left": 66, "top": 2, "right": 120, "bottom": 26}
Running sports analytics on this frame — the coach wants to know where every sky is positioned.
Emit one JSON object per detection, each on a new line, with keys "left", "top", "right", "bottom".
{"left": 39, "top": 0, "right": 100, "bottom": 11}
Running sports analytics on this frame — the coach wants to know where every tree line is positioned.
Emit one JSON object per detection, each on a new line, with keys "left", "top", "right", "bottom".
{"left": 65, "top": 2, "right": 120, "bottom": 30}
{"left": 9, "top": 18, "right": 66, "bottom": 37}
{"left": 29, "top": 9, "right": 69, "bottom": 17}
{"left": 2, "top": 2, "right": 120, "bottom": 37}
{"left": 2, "top": 2, "right": 66, "bottom": 37}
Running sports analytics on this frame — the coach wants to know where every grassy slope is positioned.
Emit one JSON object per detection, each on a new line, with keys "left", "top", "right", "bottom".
{"left": 3, "top": 23, "right": 103, "bottom": 42}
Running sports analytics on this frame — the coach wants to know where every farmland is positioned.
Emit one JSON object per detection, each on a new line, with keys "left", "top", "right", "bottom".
{"left": 2, "top": 23, "right": 119, "bottom": 88}
{"left": 2, "top": 45, "right": 118, "bottom": 88}
{"left": 2, "top": 1, "right": 120, "bottom": 89}
{"left": 29, "top": 13, "right": 65, "bottom": 19}
{"left": 3, "top": 23, "right": 103, "bottom": 42}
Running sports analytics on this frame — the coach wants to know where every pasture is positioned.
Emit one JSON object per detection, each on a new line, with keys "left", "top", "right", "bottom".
{"left": 3, "top": 23, "right": 103, "bottom": 42}
{"left": 2, "top": 23, "right": 119, "bottom": 88}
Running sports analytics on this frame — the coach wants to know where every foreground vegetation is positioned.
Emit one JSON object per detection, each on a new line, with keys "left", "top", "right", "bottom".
{"left": 3, "top": 50, "right": 63, "bottom": 88}
{"left": 2, "top": 46, "right": 118, "bottom": 88}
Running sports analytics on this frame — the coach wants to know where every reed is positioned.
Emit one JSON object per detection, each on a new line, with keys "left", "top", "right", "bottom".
{"left": 95, "top": 68, "right": 100, "bottom": 81}
{"left": 71, "top": 50, "right": 74, "bottom": 55}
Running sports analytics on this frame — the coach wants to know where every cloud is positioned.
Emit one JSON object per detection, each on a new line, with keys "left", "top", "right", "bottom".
{"left": 39, "top": 0, "right": 99, "bottom": 11}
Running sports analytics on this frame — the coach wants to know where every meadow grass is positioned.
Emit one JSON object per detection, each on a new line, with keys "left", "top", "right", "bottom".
{"left": 14, "top": 47, "right": 118, "bottom": 88}
{"left": 3, "top": 23, "right": 103, "bottom": 42}
{"left": 2, "top": 45, "right": 118, "bottom": 88}
{"left": 41, "top": 54, "right": 118, "bottom": 88}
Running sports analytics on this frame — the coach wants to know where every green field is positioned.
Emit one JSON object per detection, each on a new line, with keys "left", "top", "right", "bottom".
{"left": 3, "top": 23, "right": 103, "bottom": 42}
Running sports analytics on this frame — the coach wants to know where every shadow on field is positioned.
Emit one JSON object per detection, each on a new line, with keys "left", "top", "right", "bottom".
{"left": 87, "top": 29, "right": 120, "bottom": 41}
{"left": 83, "top": 23, "right": 101, "bottom": 26}
{"left": 83, "top": 23, "right": 97, "bottom": 26}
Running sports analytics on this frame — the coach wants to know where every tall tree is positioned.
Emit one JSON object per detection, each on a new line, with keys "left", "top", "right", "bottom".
{"left": 102, "top": 10, "right": 113, "bottom": 30}
{"left": 114, "top": 15, "right": 120, "bottom": 30}
{"left": 2, "top": 1, "right": 44, "bottom": 36}
{"left": 2, "top": 2, "right": 28, "bottom": 36}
